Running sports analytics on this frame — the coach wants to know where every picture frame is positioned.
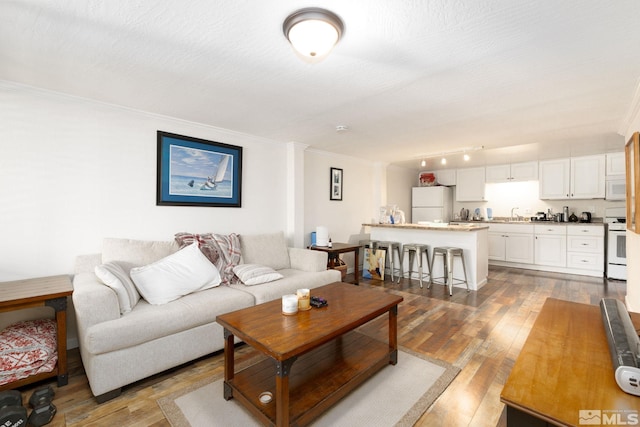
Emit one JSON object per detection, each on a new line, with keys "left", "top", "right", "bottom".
{"left": 330, "top": 167, "right": 343, "bottom": 201}
{"left": 626, "top": 132, "right": 640, "bottom": 233}
{"left": 156, "top": 131, "right": 242, "bottom": 207}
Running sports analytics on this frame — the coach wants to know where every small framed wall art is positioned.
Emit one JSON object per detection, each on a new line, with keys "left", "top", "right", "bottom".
{"left": 330, "top": 167, "right": 343, "bottom": 201}
{"left": 157, "top": 131, "right": 242, "bottom": 207}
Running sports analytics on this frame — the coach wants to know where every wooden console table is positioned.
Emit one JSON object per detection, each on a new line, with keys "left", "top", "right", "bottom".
{"left": 310, "top": 243, "right": 360, "bottom": 285}
{"left": 501, "top": 298, "right": 640, "bottom": 426}
{"left": 0, "top": 275, "right": 74, "bottom": 389}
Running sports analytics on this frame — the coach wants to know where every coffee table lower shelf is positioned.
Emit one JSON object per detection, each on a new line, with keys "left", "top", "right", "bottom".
{"left": 225, "top": 331, "right": 393, "bottom": 426}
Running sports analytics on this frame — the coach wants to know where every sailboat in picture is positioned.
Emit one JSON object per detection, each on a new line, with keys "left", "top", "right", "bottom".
{"left": 200, "top": 155, "right": 230, "bottom": 190}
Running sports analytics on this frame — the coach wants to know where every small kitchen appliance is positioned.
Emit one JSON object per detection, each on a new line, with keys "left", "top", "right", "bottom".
{"left": 580, "top": 212, "right": 592, "bottom": 223}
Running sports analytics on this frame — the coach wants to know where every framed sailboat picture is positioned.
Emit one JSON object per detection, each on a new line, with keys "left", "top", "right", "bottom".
{"left": 156, "top": 131, "right": 242, "bottom": 207}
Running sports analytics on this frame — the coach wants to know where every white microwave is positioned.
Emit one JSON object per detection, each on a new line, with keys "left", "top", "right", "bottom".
{"left": 606, "top": 179, "right": 626, "bottom": 200}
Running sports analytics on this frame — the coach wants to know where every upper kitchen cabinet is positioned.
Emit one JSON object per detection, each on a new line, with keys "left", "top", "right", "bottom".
{"left": 420, "top": 169, "right": 456, "bottom": 186}
{"left": 539, "top": 155, "right": 605, "bottom": 199}
{"left": 436, "top": 169, "right": 456, "bottom": 186}
{"left": 606, "top": 152, "right": 625, "bottom": 177}
{"left": 456, "top": 167, "right": 485, "bottom": 201}
{"left": 485, "top": 161, "right": 538, "bottom": 183}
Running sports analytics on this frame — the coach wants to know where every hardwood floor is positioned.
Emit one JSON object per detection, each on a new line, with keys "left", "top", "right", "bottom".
{"left": 14, "top": 266, "right": 627, "bottom": 426}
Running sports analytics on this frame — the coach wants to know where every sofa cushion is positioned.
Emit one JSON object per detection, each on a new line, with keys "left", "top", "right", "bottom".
{"left": 239, "top": 232, "right": 290, "bottom": 270}
{"left": 94, "top": 262, "right": 140, "bottom": 314}
{"left": 175, "top": 232, "right": 242, "bottom": 285}
{"left": 102, "top": 238, "right": 179, "bottom": 267}
{"left": 233, "top": 264, "right": 283, "bottom": 285}
{"left": 229, "top": 268, "right": 341, "bottom": 305}
{"left": 130, "top": 242, "right": 221, "bottom": 305}
{"left": 82, "top": 286, "right": 255, "bottom": 355}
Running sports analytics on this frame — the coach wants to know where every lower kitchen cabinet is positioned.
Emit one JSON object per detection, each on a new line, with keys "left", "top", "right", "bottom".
{"left": 485, "top": 222, "right": 605, "bottom": 277}
{"left": 534, "top": 224, "right": 567, "bottom": 267}
{"left": 566, "top": 226, "right": 604, "bottom": 272}
{"left": 488, "top": 224, "right": 534, "bottom": 264}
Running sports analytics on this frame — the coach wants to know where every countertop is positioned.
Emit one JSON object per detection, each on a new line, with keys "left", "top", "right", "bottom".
{"left": 363, "top": 223, "right": 489, "bottom": 232}
{"left": 451, "top": 219, "right": 605, "bottom": 226}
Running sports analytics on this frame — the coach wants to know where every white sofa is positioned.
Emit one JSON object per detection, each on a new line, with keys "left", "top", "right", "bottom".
{"left": 72, "top": 232, "right": 341, "bottom": 402}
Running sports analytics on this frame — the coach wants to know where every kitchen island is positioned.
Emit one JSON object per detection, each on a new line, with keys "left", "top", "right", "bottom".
{"left": 363, "top": 223, "right": 489, "bottom": 291}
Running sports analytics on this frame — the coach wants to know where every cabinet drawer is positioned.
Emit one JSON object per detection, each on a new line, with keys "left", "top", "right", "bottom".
{"left": 567, "top": 225, "right": 604, "bottom": 237}
{"left": 567, "top": 252, "right": 603, "bottom": 270}
{"left": 534, "top": 224, "right": 566, "bottom": 235}
{"left": 567, "top": 236, "right": 603, "bottom": 253}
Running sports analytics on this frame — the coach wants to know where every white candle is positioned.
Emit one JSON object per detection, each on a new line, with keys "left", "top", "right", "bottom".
{"left": 282, "top": 294, "right": 298, "bottom": 314}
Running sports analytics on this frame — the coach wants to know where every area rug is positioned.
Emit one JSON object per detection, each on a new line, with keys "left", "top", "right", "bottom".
{"left": 158, "top": 348, "right": 459, "bottom": 427}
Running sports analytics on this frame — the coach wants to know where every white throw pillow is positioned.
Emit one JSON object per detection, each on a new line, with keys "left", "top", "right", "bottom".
{"left": 95, "top": 262, "right": 140, "bottom": 314}
{"left": 130, "top": 242, "right": 222, "bottom": 305}
{"left": 233, "top": 264, "right": 284, "bottom": 286}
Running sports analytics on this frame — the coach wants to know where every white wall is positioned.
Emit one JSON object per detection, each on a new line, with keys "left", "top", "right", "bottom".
{"left": 386, "top": 165, "right": 415, "bottom": 222}
{"left": 0, "top": 82, "right": 291, "bottom": 280}
{"left": 304, "top": 150, "right": 379, "bottom": 271}
{"left": 0, "top": 82, "right": 292, "bottom": 341}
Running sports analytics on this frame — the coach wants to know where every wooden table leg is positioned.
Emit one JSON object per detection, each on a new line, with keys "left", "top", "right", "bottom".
{"left": 46, "top": 296, "right": 68, "bottom": 386}
{"left": 389, "top": 305, "right": 398, "bottom": 365}
{"left": 223, "top": 328, "right": 235, "bottom": 400}
{"left": 353, "top": 247, "right": 360, "bottom": 285}
{"left": 275, "top": 357, "right": 296, "bottom": 427}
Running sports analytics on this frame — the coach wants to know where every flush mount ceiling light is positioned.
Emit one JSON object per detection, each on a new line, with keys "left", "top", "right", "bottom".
{"left": 283, "top": 8, "right": 344, "bottom": 62}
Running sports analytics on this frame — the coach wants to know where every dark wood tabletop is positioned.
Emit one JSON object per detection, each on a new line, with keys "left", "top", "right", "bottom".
{"left": 217, "top": 281, "right": 402, "bottom": 360}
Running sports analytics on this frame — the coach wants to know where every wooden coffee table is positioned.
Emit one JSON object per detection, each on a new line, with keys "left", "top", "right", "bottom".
{"left": 216, "top": 282, "right": 403, "bottom": 427}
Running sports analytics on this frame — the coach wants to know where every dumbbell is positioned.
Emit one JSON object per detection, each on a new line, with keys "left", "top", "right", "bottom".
{"left": 28, "top": 386, "right": 54, "bottom": 409}
{"left": 26, "top": 386, "right": 56, "bottom": 427}
{"left": 27, "top": 403, "right": 57, "bottom": 427}
{"left": 0, "top": 390, "right": 28, "bottom": 427}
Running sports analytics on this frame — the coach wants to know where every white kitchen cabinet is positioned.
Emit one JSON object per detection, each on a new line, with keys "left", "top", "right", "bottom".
{"left": 436, "top": 169, "right": 456, "bottom": 186}
{"left": 456, "top": 167, "right": 485, "bottom": 201}
{"left": 539, "top": 158, "right": 570, "bottom": 199}
{"left": 606, "top": 152, "right": 625, "bottom": 177}
{"left": 539, "top": 155, "right": 605, "bottom": 199}
{"left": 571, "top": 155, "right": 605, "bottom": 199}
{"left": 534, "top": 224, "right": 567, "bottom": 267}
{"left": 566, "top": 225, "right": 604, "bottom": 272}
{"left": 486, "top": 161, "right": 538, "bottom": 183}
{"left": 485, "top": 165, "right": 511, "bottom": 183}
{"left": 418, "top": 169, "right": 456, "bottom": 186}
{"left": 488, "top": 224, "right": 534, "bottom": 264}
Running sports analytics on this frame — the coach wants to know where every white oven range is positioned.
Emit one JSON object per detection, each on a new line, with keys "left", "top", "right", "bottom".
{"left": 605, "top": 207, "right": 626, "bottom": 280}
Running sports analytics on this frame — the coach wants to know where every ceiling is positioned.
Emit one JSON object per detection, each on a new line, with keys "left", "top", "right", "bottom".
{"left": 2, "top": 1, "right": 640, "bottom": 170}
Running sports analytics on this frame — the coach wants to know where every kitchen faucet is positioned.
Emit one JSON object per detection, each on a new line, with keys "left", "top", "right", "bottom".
{"left": 511, "top": 207, "right": 519, "bottom": 221}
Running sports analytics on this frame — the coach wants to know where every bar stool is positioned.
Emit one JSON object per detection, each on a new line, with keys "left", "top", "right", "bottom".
{"left": 402, "top": 244, "right": 431, "bottom": 288}
{"left": 359, "top": 240, "right": 402, "bottom": 282}
{"left": 430, "top": 246, "right": 469, "bottom": 296}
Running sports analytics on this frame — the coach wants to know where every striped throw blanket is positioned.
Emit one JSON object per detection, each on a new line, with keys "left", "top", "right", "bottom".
{"left": 175, "top": 232, "right": 242, "bottom": 285}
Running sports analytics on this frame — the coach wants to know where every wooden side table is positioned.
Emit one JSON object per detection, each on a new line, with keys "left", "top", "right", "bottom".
{"left": 310, "top": 243, "right": 360, "bottom": 285}
{"left": 0, "top": 275, "right": 74, "bottom": 390}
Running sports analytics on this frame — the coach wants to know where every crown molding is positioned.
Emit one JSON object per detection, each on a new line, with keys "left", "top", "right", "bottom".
{"left": 619, "top": 76, "right": 640, "bottom": 137}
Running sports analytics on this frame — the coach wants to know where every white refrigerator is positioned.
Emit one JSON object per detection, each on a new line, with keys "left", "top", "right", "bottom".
{"left": 411, "top": 186, "right": 453, "bottom": 223}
